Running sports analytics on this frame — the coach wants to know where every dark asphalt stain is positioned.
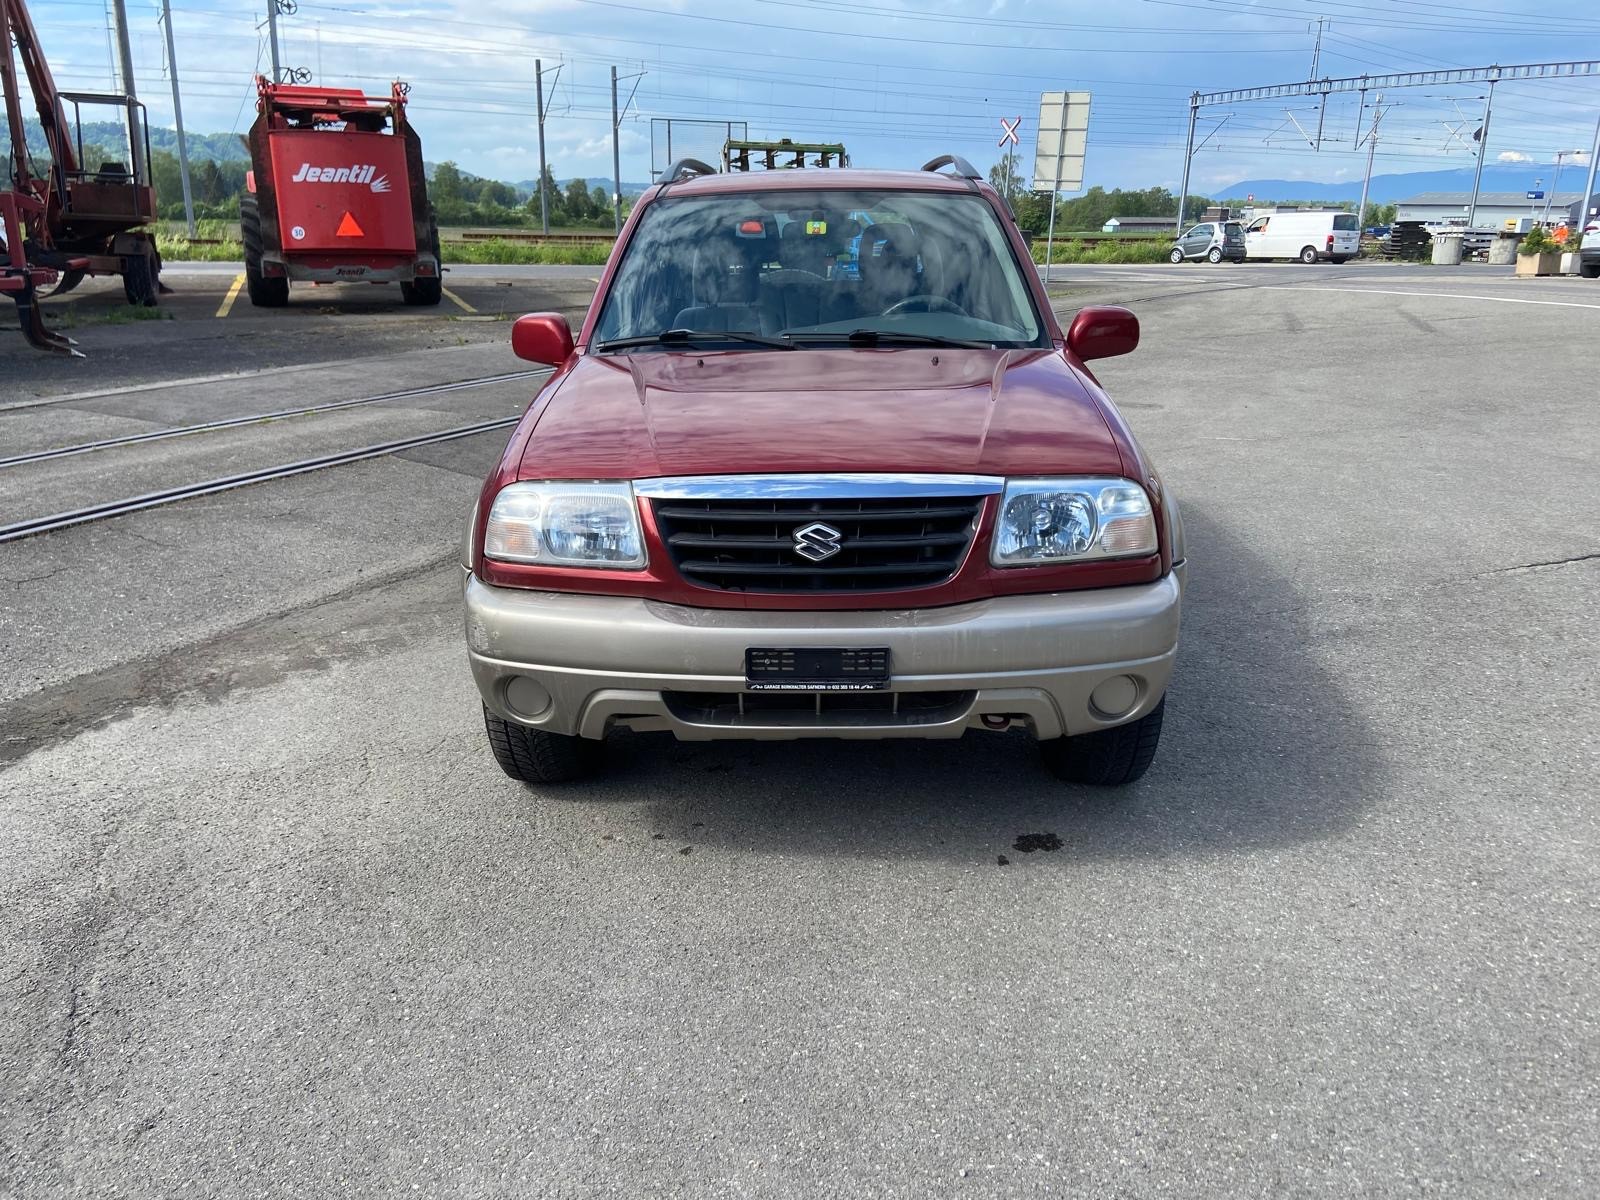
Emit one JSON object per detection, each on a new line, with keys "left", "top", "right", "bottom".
{"left": 1012, "top": 833, "right": 1063, "bottom": 854}
{"left": 651, "top": 833, "right": 665, "bottom": 840}
{"left": 679, "top": 846, "right": 693, "bottom": 856}
{"left": 996, "top": 855, "right": 1011, "bottom": 867}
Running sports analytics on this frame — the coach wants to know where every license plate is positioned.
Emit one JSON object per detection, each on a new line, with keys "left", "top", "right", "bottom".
{"left": 745, "top": 647, "right": 890, "bottom": 691}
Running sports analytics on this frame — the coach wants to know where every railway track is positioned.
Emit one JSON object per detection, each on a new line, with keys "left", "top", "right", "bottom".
{"left": 0, "top": 416, "right": 520, "bottom": 544}
{"left": 0, "top": 369, "right": 547, "bottom": 469}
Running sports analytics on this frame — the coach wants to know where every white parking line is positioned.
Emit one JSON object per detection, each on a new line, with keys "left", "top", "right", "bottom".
{"left": 1257, "top": 284, "right": 1600, "bottom": 311}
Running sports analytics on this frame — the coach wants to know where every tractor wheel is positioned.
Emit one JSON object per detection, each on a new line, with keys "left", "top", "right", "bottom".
{"left": 240, "top": 196, "right": 288, "bottom": 308}
{"left": 401, "top": 221, "right": 443, "bottom": 306}
{"left": 122, "top": 244, "right": 158, "bottom": 307}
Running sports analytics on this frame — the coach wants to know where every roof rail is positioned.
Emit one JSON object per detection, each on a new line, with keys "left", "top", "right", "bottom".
{"left": 660, "top": 158, "right": 717, "bottom": 185}
{"left": 921, "top": 154, "right": 983, "bottom": 181}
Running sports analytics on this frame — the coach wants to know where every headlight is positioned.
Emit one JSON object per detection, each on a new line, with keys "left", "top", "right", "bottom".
{"left": 483, "top": 482, "right": 646, "bottom": 569}
{"left": 990, "top": 477, "right": 1157, "bottom": 566}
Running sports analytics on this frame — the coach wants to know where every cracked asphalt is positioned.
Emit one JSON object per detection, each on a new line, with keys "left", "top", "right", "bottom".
{"left": 1, "top": 262, "right": 1597, "bottom": 1198}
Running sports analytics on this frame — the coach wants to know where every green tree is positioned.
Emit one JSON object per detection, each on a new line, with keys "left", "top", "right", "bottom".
{"left": 563, "top": 178, "right": 593, "bottom": 221}
{"left": 988, "top": 150, "right": 1025, "bottom": 206}
{"left": 432, "top": 161, "right": 464, "bottom": 203}
{"left": 194, "top": 159, "right": 225, "bottom": 205}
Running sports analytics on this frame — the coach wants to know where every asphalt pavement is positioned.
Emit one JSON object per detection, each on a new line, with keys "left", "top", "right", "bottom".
{"left": 1, "top": 262, "right": 1597, "bottom": 1198}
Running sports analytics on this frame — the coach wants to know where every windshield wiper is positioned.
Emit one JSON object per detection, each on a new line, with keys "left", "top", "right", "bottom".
{"left": 594, "top": 328, "right": 795, "bottom": 352}
{"left": 786, "top": 329, "right": 996, "bottom": 349}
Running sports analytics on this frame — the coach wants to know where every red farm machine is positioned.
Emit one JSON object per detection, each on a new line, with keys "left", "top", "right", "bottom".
{"left": 1, "top": 0, "right": 163, "bottom": 355}
{"left": 241, "top": 76, "right": 440, "bottom": 307}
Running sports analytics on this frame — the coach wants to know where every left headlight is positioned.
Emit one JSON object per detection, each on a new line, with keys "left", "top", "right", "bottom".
{"left": 483, "top": 481, "right": 646, "bottom": 569}
{"left": 990, "top": 477, "right": 1158, "bottom": 566}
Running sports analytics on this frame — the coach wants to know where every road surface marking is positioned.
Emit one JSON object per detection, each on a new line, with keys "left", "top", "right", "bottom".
{"left": 443, "top": 287, "right": 477, "bottom": 314}
{"left": 215, "top": 274, "right": 245, "bottom": 318}
{"left": 1258, "top": 284, "right": 1600, "bottom": 311}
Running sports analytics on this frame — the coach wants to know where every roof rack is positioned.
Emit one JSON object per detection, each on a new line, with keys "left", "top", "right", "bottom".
{"left": 921, "top": 154, "right": 983, "bottom": 181}
{"left": 660, "top": 158, "right": 717, "bottom": 185}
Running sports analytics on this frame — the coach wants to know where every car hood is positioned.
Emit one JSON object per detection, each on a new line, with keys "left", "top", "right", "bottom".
{"left": 516, "top": 348, "right": 1125, "bottom": 479}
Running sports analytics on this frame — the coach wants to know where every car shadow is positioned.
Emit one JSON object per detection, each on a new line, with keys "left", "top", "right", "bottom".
{"left": 542, "top": 504, "right": 1381, "bottom": 864}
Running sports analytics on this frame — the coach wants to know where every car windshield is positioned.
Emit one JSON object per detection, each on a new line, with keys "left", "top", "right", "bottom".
{"left": 591, "top": 188, "right": 1047, "bottom": 350}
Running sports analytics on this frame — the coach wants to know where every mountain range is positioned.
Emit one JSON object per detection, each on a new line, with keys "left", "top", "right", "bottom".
{"left": 1215, "top": 163, "right": 1597, "bottom": 204}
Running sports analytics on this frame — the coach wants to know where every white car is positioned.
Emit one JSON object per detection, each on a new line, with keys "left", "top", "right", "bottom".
{"left": 1580, "top": 222, "right": 1600, "bottom": 279}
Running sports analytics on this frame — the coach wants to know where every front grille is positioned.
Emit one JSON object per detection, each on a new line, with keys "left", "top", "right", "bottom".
{"left": 653, "top": 496, "right": 984, "bottom": 593}
{"left": 664, "top": 690, "right": 975, "bottom": 728}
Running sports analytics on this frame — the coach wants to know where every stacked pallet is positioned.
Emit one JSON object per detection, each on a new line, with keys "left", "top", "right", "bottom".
{"left": 1383, "top": 221, "right": 1431, "bottom": 260}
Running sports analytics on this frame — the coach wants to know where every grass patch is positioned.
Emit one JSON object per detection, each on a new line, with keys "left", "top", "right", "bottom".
{"left": 440, "top": 239, "right": 612, "bottom": 266}
{"left": 157, "top": 233, "right": 244, "bottom": 262}
{"left": 56, "top": 304, "right": 172, "bottom": 329}
{"left": 1030, "top": 238, "right": 1172, "bottom": 265}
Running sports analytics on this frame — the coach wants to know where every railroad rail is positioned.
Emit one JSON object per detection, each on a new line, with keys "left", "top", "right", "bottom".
{"left": 0, "top": 369, "right": 547, "bottom": 469}
{"left": 0, "top": 416, "right": 521, "bottom": 544}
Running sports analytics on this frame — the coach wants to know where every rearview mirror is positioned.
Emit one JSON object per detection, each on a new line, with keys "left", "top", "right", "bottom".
{"left": 511, "top": 313, "right": 575, "bottom": 366}
{"left": 1065, "top": 306, "right": 1139, "bottom": 362}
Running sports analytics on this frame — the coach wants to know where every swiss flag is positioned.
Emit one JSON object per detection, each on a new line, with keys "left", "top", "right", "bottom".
{"left": 335, "top": 211, "right": 365, "bottom": 238}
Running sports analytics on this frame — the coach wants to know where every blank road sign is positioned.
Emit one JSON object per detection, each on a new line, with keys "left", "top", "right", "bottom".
{"left": 1033, "top": 91, "right": 1091, "bottom": 192}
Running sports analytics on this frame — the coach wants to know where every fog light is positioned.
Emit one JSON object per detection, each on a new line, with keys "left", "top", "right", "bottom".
{"left": 1089, "top": 674, "right": 1139, "bottom": 719}
{"left": 505, "top": 675, "right": 552, "bottom": 718}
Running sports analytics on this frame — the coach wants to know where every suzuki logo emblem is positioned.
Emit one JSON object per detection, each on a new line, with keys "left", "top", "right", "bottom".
{"left": 793, "top": 521, "right": 843, "bottom": 562}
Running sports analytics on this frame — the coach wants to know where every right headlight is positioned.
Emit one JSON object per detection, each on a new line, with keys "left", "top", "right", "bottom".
{"left": 483, "top": 481, "right": 646, "bottom": 569}
{"left": 990, "top": 477, "right": 1158, "bottom": 566}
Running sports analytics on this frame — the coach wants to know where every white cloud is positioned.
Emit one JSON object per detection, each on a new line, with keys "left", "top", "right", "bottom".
{"left": 1498, "top": 151, "right": 1533, "bottom": 163}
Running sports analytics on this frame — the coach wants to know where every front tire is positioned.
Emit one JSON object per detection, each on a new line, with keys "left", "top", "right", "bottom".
{"left": 1040, "top": 697, "right": 1165, "bottom": 786}
{"left": 1206, "top": 246, "right": 1224, "bottom": 263}
{"left": 240, "top": 196, "right": 289, "bottom": 308}
{"left": 121, "top": 243, "right": 158, "bottom": 306}
{"left": 1580, "top": 261, "right": 1600, "bottom": 279}
{"left": 483, "top": 706, "right": 600, "bottom": 784}
{"left": 1168, "top": 247, "right": 1185, "bottom": 264}
{"left": 1299, "top": 246, "right": 1319, "bottom": 264}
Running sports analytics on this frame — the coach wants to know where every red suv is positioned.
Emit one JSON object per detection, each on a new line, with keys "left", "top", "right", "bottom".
{"left": 463, "top": 156, "right": 1184, "bottom": 786}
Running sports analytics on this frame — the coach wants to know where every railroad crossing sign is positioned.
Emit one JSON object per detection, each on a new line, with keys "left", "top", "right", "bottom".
{"left": 998, "top": 117, "right": 1021, "bottom": 148}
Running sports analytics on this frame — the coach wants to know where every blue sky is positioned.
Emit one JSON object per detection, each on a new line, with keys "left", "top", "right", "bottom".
{"left": 22, "top": 0, "right": 1600, "bottom": 192}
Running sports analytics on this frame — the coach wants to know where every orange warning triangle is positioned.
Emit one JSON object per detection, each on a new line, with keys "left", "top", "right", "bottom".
{"left": 335, "top": 211, "right": 365, "bottom": 238}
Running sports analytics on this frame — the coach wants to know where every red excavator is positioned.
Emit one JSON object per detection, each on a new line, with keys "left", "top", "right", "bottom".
{"left": 1, "top": 0, "right": 162, "bottom": 354}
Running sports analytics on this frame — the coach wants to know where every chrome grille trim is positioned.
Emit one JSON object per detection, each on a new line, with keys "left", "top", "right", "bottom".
{"left": 634, "top": 473, "right": 1005, "bottom": 500}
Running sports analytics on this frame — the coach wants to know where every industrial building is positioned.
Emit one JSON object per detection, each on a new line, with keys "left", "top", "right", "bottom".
{"left": 1395, "top": 190, "right": 1582, "bottom": 227}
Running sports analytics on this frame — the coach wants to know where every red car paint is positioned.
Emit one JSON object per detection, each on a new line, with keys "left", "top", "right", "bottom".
{"left": 474, "top": 171, "right": 1171, "bottom": 612}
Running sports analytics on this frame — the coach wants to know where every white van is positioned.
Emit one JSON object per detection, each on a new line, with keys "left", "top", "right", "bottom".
{"left": 1243, "top": 211, "right": 1361, "bottom": 263}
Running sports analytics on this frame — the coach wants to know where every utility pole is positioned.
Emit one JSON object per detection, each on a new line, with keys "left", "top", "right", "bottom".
{"left": 1176, "top": 94, "right": 1199, "bottom": 233}
{"left": 1355, "top": 94, "right": 1383, "bottom": 233}
{"left": 1309, "top": 17, "right": 1327, "bottom": 78}
{"left": 609, "top": 67, "right": 644, "bottom": 233}
{"left": 535, "top": 59, "right": 550, "bottom": 234}
{"left": 107, "top": 0, "right": 144, "bottom": 183}
{"left": 158, "top": 0, "right": 196, "bottom": 237}
{"left": 1465, "top": 77, "right": 1497, "bottom": 227}
{"left": 611, "top": 66, "right": 621, "bottom": 233}
{"left": 1542, "top": 149, "right": 1582, "bottom": 226}
{"left": 266, "top": 0, "right": 282, "bottom": 83}
{"left": 1578, "top": 112, "right": 1600, "bottom": 230}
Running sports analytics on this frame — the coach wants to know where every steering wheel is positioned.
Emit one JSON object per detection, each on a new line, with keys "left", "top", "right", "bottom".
{"left": 882, "top": 295, "right": 968, "bottom": 317}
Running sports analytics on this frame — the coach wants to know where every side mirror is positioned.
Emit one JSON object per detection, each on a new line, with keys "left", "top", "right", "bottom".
{"left": 511, "top": 312, "right": 575, "bottom": 366}
{"left": 1065, "top": 305, "right": 1139, "bottom": 362}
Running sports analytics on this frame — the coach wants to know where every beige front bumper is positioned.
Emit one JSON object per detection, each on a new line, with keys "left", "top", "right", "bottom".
{"left": 464, "top": 565, "right": 1184, "bottom": 741}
